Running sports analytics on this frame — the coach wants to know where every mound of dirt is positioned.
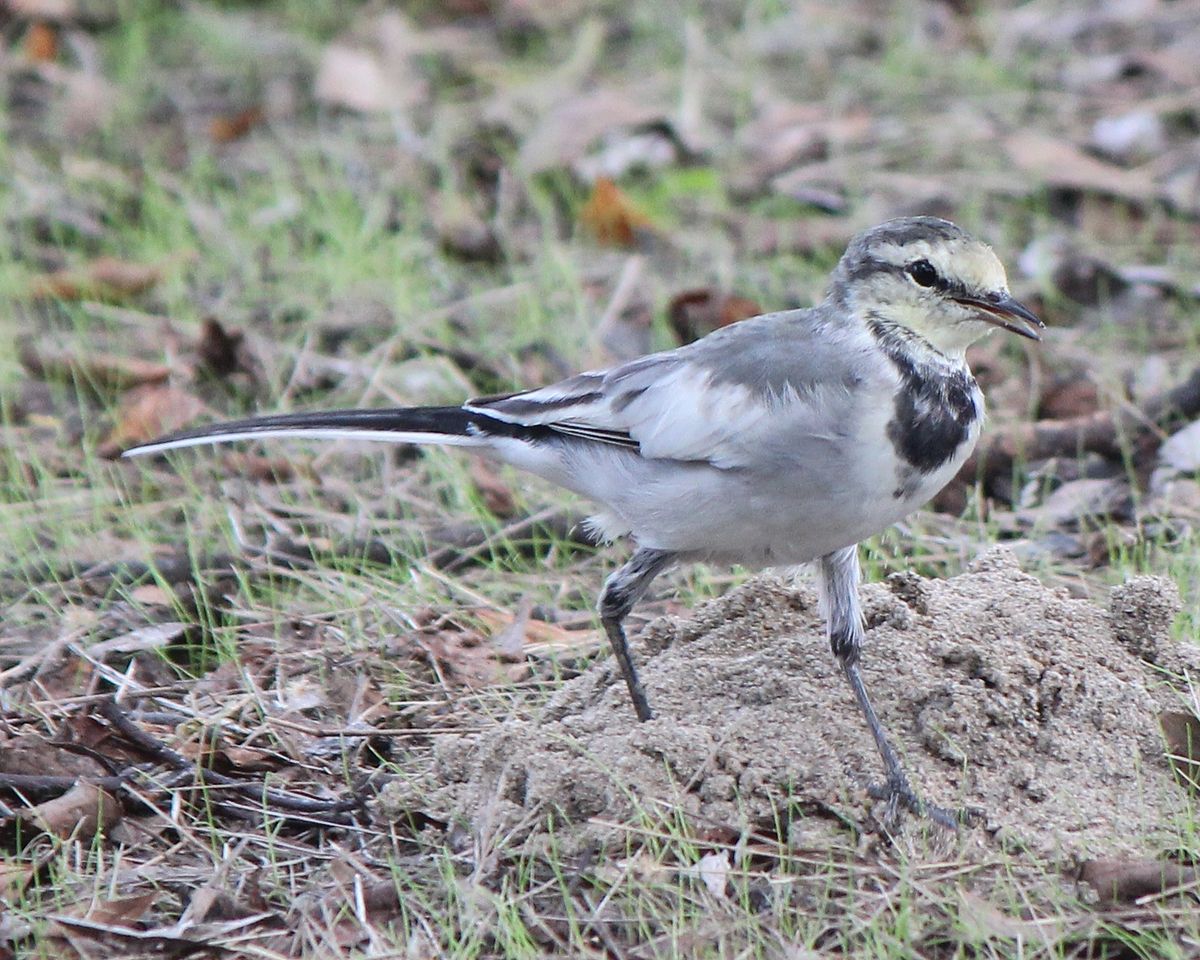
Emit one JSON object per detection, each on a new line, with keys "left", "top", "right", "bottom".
{"left": 382, "top": 549, "right": 1198, "bottom": 861}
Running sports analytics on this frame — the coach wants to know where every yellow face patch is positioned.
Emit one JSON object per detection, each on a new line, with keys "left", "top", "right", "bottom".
{"left": 872, "top": 237, "right": 1009, "bottom": 295}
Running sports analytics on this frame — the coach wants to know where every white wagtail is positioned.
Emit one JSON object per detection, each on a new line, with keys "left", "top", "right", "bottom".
{"left": 124, "top": 216, "right": 1042, "bottom": 827}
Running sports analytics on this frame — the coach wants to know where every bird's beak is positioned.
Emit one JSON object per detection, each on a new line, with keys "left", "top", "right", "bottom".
{"left": 955, "top": 292, "right": 1043, "bottom": 341}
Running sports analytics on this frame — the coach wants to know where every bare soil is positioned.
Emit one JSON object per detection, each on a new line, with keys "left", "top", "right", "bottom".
{"left": 381, "top": 548, "right": 1197, "bottom": 863}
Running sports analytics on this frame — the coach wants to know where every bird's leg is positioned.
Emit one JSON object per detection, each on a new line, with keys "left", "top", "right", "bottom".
{"left": 818, "top": 547, "right": 962, "bottom": 829}
{"left": 598, "top": 547, "right": 676, "bottom": 722}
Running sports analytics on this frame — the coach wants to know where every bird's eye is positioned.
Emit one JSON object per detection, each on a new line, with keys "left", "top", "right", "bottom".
{"left": 906, "top": 259, "right": 939, "bottom": 288}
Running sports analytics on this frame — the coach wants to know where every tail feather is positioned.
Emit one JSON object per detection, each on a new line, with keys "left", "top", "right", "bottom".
{"left": 121, "top": 405, "right": 515, "bottom": 458}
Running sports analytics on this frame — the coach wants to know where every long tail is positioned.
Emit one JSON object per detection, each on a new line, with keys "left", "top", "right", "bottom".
{"left": 121, "top": 406, "right": 539, "bottom": 459}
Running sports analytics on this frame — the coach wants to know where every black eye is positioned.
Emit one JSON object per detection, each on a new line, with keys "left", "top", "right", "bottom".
{"left": 907, "top": 259, "right": 939, "bottom": 288}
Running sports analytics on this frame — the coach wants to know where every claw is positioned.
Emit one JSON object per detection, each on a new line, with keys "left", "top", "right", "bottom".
{"left": 866, "top": 776, "right": 983, "bottom": 831}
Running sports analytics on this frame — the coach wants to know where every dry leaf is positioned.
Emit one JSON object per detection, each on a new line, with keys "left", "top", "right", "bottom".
{"left": 98, "top": 385, "right": 206, "bottom": 459}
{"left": 19, "top": 340, "right": 171, "bottom": 391}
{"left": 469, "top": 459, "right": 517, "bottom": 517}
{"left": 218, "top": 451, "right": 299, "bottom": 484}
{"left": 81, "top": 892, "right": 157, "bottom": 928}
{"left": 25, "top": 20, "right": 58, "bottom": 61}
{"left": 1160, "top": 711, "right": 1200, "bottom": 793}
{"left": 691, "top": 851, "right": 730, "bottom": 899}
{"left": 518, "top": 85, "right": 667, "bottom": 175}
{"left": 87, "top": 622, "right": 187, "bottom": 658}
{"left": 195, "top": 316, "right": 252, "bottom": 377}
{"left": 28, "top": 256, "right": 165, "bottom": 302}
{"left": 1079, "top": 858, "right": 1197, "bottom": 905}
{"left": 957, "top": 891, "right": 1059, "bottom": 943}
{"left": 128, "top": 584, "right": 174, "bottom": 606}
{"left": 210, "top": 105, "right": 264, "bottom": 144}
{"left": 20, "top": 781, "right": 121, "bottom": 838}
{"left": 580, "top": 178, "right": 654, "bottom": 248}
{"left": 1005, "top": 131, "right": 1155, "bottom": 204}
{"left": 314, "top": 15, "right": 427, "bottom": 115}
{"left": 667, "top": 288, "right": 762, "bottom": 344}
{"left": 0, "top": 861, "right": 34, "bottom": 901}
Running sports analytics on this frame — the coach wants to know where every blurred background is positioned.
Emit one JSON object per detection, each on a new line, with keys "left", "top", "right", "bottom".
{"left": 3, "top": 1, "right": 1200, "bottom": 651}
{"left": 3, "top": 2, "right": 1200, "bottom": 952}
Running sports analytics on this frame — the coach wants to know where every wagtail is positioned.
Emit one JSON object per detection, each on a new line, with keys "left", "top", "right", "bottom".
{"left": 124, "top": 216, "right": 1042, "bottom": 827}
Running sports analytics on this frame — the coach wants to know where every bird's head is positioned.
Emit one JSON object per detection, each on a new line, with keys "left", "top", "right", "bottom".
{"left": 831, "top": 216, "right": 1042, "bottom": 357}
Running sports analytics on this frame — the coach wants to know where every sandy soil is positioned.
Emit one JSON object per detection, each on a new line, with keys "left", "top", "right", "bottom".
{"left": 381, "top": 549, "right": 1198, "bottom": 863}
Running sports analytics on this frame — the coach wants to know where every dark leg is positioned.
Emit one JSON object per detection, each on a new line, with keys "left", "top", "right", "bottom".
{"left": 818, "top": 546, "right": 963, "bottom": 829}
{"left": 598, "top": 547, "right": 676, "bottom": 722}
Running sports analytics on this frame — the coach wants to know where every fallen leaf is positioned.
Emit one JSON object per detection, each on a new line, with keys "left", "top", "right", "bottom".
{"left": 82, "top": 892, "right": 157, "bottom": 928}
{"left": 1160, "top": 711, "right": 1200, "bottom": 794}
{"left": 24, "top": 20, "right": 58, "bottom": 61}
{"left": 209, "top": 105, "right": 263, "bottom": 144}
{"left": 19, "top": 781, "right": 121, "bottom": 839}
{"left": 469, "top": 459, "right": 517, "bottom": 517}
{"left": 579, "top": 178, "right": 655, "bottom": 248}
{"left": 128, "top": 584, "right": 174, "bottom": 606}
{"left": 0, "top": 861, "right": 34, "bottom": 901}
{"left": 87, "top": 622, "right": 187, "bottom": 659}
{"left": 314, "top": 14, "right": 428, "bottom": 115}
{"left": 691, "top": 851, "right": 730, "bottom": 899}
{"left": 957, "top": 890, "right": 1060, "bottom": 943}
{"left": 28, "top": 256, "right": 165, "bottom": 302}
{"left": 218, "top": 451, "right": 299, "bottom": 484}
{"left": 1015, "top": 477, "right": 1133, "bottom": 529}
{"left": 1158, "top": 421, "right": 1200, "bottom": 475}
{"left": 1005, "top": 131, "right": 1155, "bottom": 205}
{"left": 98, "top": 385, "right": 206, "bottom": 459}
{"left": 437, "top": 203, "right": 502, "bottom": 264}
{"left": 195, "top": 316, "right": 256, "bottom": 379}
{"left": 667, "top": 288, "right": 762, "bottom": 344}
{"left": 1079, "top": 858, "right": 1197, "bottom": 905}
{"left": 517, "top": 84, "right": 668, "bottom": 175}
{"left": 19, "top": 340, "right": 171, "bottom": 391}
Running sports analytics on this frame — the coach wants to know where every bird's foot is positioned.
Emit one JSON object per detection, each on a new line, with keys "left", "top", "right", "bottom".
{"left": 866, "top": 775, "right": 982, "bottom": 832}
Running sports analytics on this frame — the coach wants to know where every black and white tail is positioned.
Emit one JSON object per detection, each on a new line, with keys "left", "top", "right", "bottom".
{"left": 120, "top": 405, "right": 546, "bottom": 459}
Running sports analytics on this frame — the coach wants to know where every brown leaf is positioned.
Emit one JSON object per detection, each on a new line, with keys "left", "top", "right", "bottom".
{"left": 1038, "top": 376, "right": 1100, "bottom": 420}
{"left": 469, "top": 459, "right": 517, "bottom": 517}
{"left": 1005, "top": 131, "right": 1155, "bottom": 204}
{"left": 28, "top": 256, "right": 165, "bottom": 302}
{"left": 218, "top": 451, "right": 299, "bottom": 484}
{"left": 82, "top": 892, "right": 157, "bottom": 927}
{"left": 1079, "top": 858, "right": 1197, "bottom": 905}
{"left": 667, "top": 288, "right": 762, "bottom": 344}
{"left": 0, "top": 860, "right": 34, "bottom": 901}
{"left": 437, "top": 206, "right": 502, "bottom": 264}
{"left": 957, "top": 891, "right": 1060, "bottom": 943}
{"left": 1160, "top": 711, "right": 1200, "bottom": 793}
{"left": 19, "top": 781, "right": 122, "bottom": 838}
{"left": 19, "top": 340, "right": 171, "bottom": 391}
{"left": 98, "top": 385, "right": 206, "bottom": 459}
{"left": 194, "top": 317, "right": 237, "bottom": 372}
{"left": 209, "top": 105, "right": 263, "bottom": 144}
{"left": 25, "top": 20, "right": 58, "bottom": 61}
{"left": 580, "top": 178, "right": 655, "bottom": 248}
{"left": 314, "top": 15, "right": 428, "bottom": 116}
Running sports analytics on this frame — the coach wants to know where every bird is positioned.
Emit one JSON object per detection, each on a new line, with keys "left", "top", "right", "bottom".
{"left": 123, "top": 216, "right": 1041, "bottom": 828}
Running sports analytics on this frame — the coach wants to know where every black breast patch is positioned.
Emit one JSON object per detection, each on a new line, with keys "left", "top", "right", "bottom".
{"left": 887, "top": 363, "right": 977, "bottom": 474}
{"left": 869, "top": 322, "right": 980, "bottom": 482}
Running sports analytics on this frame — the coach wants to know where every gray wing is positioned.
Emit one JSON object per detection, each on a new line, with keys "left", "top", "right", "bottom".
{"left": 466, "top": 308, "right": 871, "bottom": 468}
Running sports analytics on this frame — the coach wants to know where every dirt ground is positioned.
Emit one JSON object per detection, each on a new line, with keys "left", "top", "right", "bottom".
{"left": 381, "top": 548, "right": 1197, "bottom": 864}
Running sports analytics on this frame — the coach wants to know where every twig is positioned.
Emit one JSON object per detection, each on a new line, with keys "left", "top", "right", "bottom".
{"left": 97, "top": 698, "right": 364, "bottom": 818}
{"left": 966, "top": 363, "right": 1200, "bottom": 480}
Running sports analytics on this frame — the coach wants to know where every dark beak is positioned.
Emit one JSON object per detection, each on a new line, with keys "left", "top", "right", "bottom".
{"left": 954, "top": 292, "right": 1043, "bottom": 341}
